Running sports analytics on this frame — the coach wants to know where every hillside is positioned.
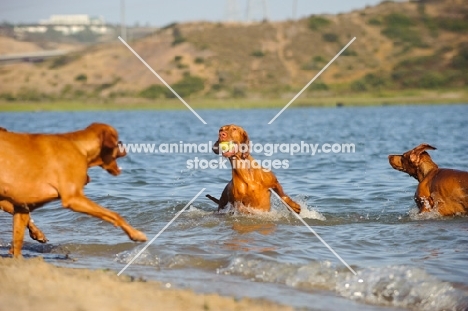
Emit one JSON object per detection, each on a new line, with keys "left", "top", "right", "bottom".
{"left": 0, "top": 0, "right": 467, "bottom": 103}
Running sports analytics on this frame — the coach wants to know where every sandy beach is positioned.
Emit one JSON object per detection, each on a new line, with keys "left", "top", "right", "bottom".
{"left": 0, "top": 257, "right": 290, "bottom": 311}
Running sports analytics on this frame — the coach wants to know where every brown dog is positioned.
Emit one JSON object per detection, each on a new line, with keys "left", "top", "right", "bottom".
{"left": 389, "top": 143, "right": 468, "bottom": 216}
{"left": 0, "top": 123, "right": 147, "bottom": 257}
{"left": 206, "top": 124, "right": 301, "bottom": 214}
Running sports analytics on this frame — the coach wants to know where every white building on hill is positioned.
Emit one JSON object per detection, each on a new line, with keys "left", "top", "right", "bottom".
{"left": 15, "top": 14, "right": 110, "bottom": 37}
{"left": 39, "top": 15, "right": 105, "bottom": 26}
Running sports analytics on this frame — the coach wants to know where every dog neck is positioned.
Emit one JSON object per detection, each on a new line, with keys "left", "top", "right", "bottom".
{"left": 416, "top": 155, "right": 439, "bottom": 181}
{"left": 60, "top": 130, "right": 101, "bottom": 167}
{"left": 229, "top": 155, "right": 258, "bottom": 183}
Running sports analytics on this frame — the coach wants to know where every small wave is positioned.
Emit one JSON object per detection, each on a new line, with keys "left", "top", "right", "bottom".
{"left": 186, "top": 205, "right": 213, "bottom": 216}
{"left": 115, "top": 245, "right": 161, "bottom": 267}
{"left": 115, "top": 247, "right": 227, "bottom": 270}
{"left": 337, "top": 266, "right": 468, "bottom": 310}
{"left": 218, "top": 255, "right": 468, "bottom": 310}
{"left": 217, "top": 256, "right": 337, "bottom": 291}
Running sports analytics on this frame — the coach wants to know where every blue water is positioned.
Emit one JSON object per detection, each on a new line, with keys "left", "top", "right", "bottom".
{"left": 1, "top": 104, "right": 468, "bottom": 310}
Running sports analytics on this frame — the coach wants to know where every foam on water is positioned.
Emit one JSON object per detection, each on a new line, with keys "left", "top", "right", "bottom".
{"left": 337, "top": 266, "right": 468, "bottom": 310}
{"left": 217, "top": 255, "right": 468, "bottom": 310}
{"left": 213, "top": 197, "right": 326, "bottom": 222}
{"left": 408, "top": 207, "right": 444, "bottom": 221}
{"left": 115, "top": 246, "right": 161, "bottom": 268}
{"left": 217, "top": 256, "right": 337, "bottom": 291}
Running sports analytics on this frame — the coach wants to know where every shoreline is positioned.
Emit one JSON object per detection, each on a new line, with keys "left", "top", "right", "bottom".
{"left": 0, "top": 93, "right": 467, "bottom": 112}
{"left": 0, "top": 257, "right": 291, "bottom": 311}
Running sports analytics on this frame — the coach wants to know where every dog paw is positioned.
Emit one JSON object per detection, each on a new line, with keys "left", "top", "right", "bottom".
{"left": 288, "top": 202, "right": 301, "bottom": 214}
{"left": 29, "top": 230, "right": 48, "bottom": 243}
{"left": 130, "top": 230, "right": 147, "bottom": 242}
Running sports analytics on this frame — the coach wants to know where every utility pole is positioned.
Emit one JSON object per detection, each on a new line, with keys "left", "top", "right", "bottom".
{"left": 292, "top": 0, "right": 298, "bottom": 20}
{"left": 120, "top": 0, "right": 127, "bottom": 40}
{"left": 226, "top": 0, "right": 240, "bottom": 22}
{"left": 246, "top": 0, "right": 269, "bottom": 22}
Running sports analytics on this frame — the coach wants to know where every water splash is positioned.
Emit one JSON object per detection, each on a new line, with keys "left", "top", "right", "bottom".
{"left": 408, "top": 207, "right": 443, "bottom": 220}
{"left": 218, "top": 256, "right": 468, "bottom": 310}
{"left": 337, "top": 266, "right": 468, "bottom": 310}
{"left": 115, "top": 245, "right": 161, "bottom": 268}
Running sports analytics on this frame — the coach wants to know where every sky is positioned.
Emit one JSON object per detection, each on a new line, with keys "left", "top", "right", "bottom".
{"left": 0, "top": 0, "right": 389, "bottom": 27}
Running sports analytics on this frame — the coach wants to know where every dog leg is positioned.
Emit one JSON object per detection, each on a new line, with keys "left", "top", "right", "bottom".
{"left": 61, "top": 195, "right": 147, "bottom": 242}
{"left": 272, "top": 183, "right": 301, "bottom": 214}
{"left": 1, "top": 200, "right": 47, "bottom": 243}
{"left": 27, "top": 218, "right": 48, "bottom": 243}
{"left": 11, "top": 205, "right": 30, "bottom": 257}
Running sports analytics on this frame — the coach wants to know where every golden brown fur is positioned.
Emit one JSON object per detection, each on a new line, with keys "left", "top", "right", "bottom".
{"left": 389, "top": 143, "right": 468, "bottom": 216}
{"left": 206, "top": 124, "right": 301, "bottom": 214}
{"left": 0, "top": 123, "right": 147, "bottom": 257}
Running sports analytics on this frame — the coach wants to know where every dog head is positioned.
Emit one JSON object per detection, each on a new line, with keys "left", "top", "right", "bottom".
{"left": 212, "top": 124, "right": 250, "bottom": 159}
{"left": 388, "top": 143, "right": 438, "bottom": 181}
{"left": 87, "top": 123, "right": 126, "bottom": 176}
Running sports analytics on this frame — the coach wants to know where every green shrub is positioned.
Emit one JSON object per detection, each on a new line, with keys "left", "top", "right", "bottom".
{"left": 211, "top": 84, "right": 222, "bottom": 91}
{"left": 194, "top": 57, "right": 204, "bottom": 64}
{"left": 313, "top": 55, "right": 326, "bottom": 63}
{"left": 391, "top": 53, "right": 459, "bottom": 89}
{"left": 232, "top": 85, "right": 246, "bottom": 98}
{"left": 309, "top": 82, "right": 329, "bottom": 91}
{"left": 368, "top": 18, "right": 382, "bottom": 26}
{"left": 437, "top": 18, "right": 468, "bottom": 33}
{"left": 251, "top": 50, "right": 265, "bottom": 57}
{"left": 172, "top": 27, "right": 186, "bottom": 46}
{"left": 381, "top": 13, "right": 424, "bottom": 47}
{"left": 169, "top": 75, "right": 205, "bottom": 98}
{"left": 422, "top": 16, "right": 439, "bottom": 37}
{"left": 49, "top": 53, "right": 81, "bottom": 69}
{"left": 301, "top": 55, "right": 329, "bottom": 71}
{"left": 363, "top": 73, "right": 388, "bottom": 88}
{"left": 139, "top": 84, "right": 169, "bottom": 99}
{"left": 385, "top": 13, "right": 414, "bottom": 28}
{"left": 350, "top": 80, "right": 367, "bottom": 92}
{"left": 308, "top": 16, "right": 331, "bottom": 30}
{"left": 174, "top": 55, "right": 183, "bottom": 62}
{"left": 16, "top": 88, "right": 47, "bottom": 101}
{"left": 73, "top": 89, "right": 87, "bottom": 98}
{"left": 342, "top": 49, "right": 358, "bottom": 56}
{"left": 452, "top": 44, "right": 468, "bottom": 68}
{"left": 75, "top": 73, "right": 87, "bottom": 82}
{"left": 350, "top": 73, "right": 389, "bottom": 92}
{"left": 0, "top": 92, "right": 15, "bottom": 101}
{"left": 322, "top": 33, "right": 338, "bottom": 42}
{"left": 418, "top": 72, "right": 447, "bottom": 88}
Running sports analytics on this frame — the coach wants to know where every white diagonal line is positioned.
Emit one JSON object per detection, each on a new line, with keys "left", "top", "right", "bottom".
{"left": 117, "top": 188, "right": 206, "bottom": 276}
{"left": 118, "top": 36, "right": 207, "bottom": 125}
{"left": 268, "top": 37, "right": 356, "bottom": 124}
{"left": 269, "top": 189, "right": 357, "bottom": 275}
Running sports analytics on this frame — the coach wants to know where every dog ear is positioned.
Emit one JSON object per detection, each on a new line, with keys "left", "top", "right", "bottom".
{"left": 409, "top": 143, "right": 436, "bottom": 163}
{"left": 240, "top": 130, "right": 250, "bottom": 159}
{"left": 102, "top": 127, "right": 119, "bottom": 149}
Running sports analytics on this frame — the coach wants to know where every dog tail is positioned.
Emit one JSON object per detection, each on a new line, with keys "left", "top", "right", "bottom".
{"left": 205, "top": 194, "right": 220, "bottom": 204}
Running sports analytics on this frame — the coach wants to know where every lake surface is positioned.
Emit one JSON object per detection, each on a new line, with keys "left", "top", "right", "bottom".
{"left": 1, "top": 104, "right": 468, "bottom": 310}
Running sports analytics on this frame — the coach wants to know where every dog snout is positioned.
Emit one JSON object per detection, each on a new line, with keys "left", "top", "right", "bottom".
{"left": 219, "top": 131, "right": 228, "bottom": 140}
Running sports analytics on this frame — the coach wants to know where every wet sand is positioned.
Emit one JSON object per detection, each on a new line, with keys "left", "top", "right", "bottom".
{"left": 0, "top": 257, "right": 290, "bottom": 311}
